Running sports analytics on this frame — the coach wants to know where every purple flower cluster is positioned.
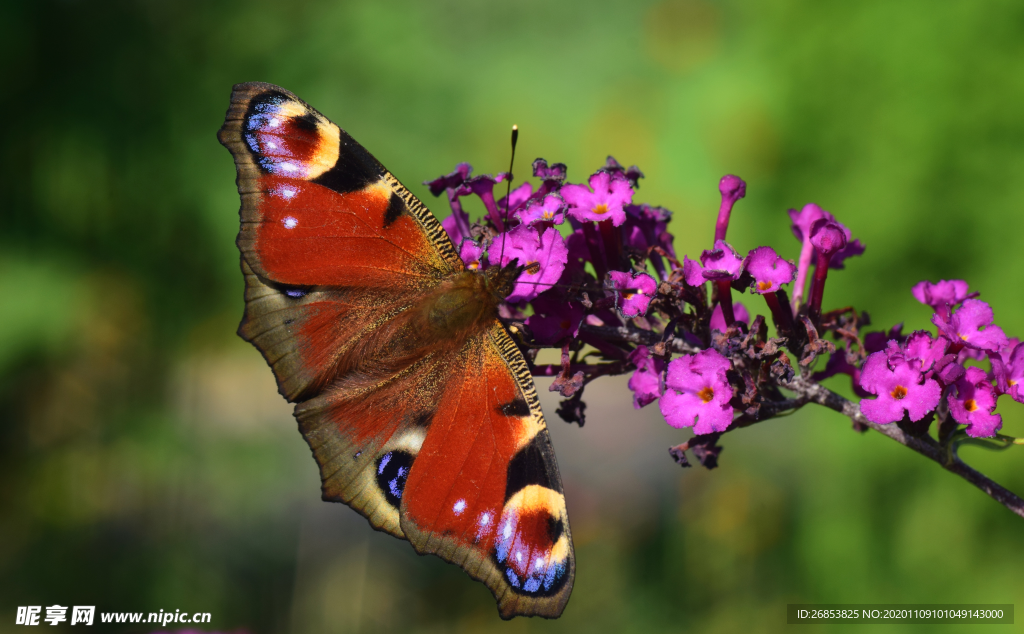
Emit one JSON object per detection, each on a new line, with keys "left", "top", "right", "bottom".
{"left": 427, "top": 156, "right": 1018, "bottom": 447}
{"left": 427, "top": 157, "right": 659, "bottom": 348}
{"left": 856, "top": 283, "right": 1017, "bottom": 437}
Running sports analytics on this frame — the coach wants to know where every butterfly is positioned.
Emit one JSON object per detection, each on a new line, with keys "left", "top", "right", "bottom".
{"left": 217, "top": 82, "right": 574, "bottom": 619}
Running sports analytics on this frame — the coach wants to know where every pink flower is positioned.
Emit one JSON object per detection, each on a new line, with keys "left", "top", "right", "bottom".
{"left": 489, "top": 225, "right": 568, "bottom": 303}
{"left": 858, "top": 344, "right": 942, "bottom": 424}
{"left": 628, "top": 346, "right": 664, "bottom": 409}
{"left": 990, "top": 339, "right": 1024, "bottom": 403}
{"left": 659, "top": 349, "right": 735, "bottom": 434}
{"left": 932, "top": 298, "right": 1008, "bottom": 352}
{"left": 497, "top": 182, "right": 535, "bottom": 219}
{"left": 532, "top": 158, "right": 567, "bottom": 183}
{"left": 459, "top": 239, "right": 485, "bottom": 271}
{"left": 789, "top": 203, "right": 864, "bottom": 269}
{"left": 561, "top": 171, "right": 634, "bottom": 226}
{"left": 911, "top": 279, "right": 976, "bottom": 312}
{"left": 809, "top": 219, "right": 848, "bottom": 257}
{"left": 425, "top": 162, "right": 472, "bottom": 196}
{"left": 948, "top": 367, "right": 1002, "bottom": 438}
{"left": 683, "top": 241, "right": 745, "bottom": 286}
{"left": 516, "top": 193, "right": 565, "bottom": 225}
{"left": 608, "top": 270, "right": 657, "bottom": 318}
{"left": 744, "top": 246, "right": 795, "bottom": 294}
{"left": 699, "top": 240, "right": 744, "bottom": 281}
{"left": 456, "top": 171, "right": 508, "bottom": 228}
{"left": 901, "top": 330, "right": 948, "bottom": 373}
{"left": 682, "top": 256, "right": 705, "bottom": 287}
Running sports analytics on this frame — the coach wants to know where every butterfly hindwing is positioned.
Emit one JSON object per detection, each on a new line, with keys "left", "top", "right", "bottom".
{"left": 295, "top": 348, "right": 452, "bottom": 539}
{"left": 219, "top": 82, "right": 575, "bottom": 618}
{"left": 399, "top": 323, "right": 574, "bottom": 619}
{"left": 292, "top": 323, "right": 574, "bottom": 618}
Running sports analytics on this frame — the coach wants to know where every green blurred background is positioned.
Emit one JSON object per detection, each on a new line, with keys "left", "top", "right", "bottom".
{"left": 2, "top": 0, "right": 1023, "bottom": 632}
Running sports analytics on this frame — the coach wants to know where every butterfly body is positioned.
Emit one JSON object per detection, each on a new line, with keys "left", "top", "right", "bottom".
{"left": 339, "top": 269, "right": 506, "bottom": 380}
{"left": 219, "top": 82, "right": 574, "bottom": 619}
{"left": 417, "top": 265, "right": 519, "bottom": 344}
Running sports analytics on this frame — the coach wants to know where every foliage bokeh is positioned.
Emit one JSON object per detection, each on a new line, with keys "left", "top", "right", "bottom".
{"left": 2, "top": 0, "right": 1023, "bottom": 632}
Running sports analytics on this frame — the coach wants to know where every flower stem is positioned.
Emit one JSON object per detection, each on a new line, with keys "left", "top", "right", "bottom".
{"left": 534, "top": 180, "right": 556, "bottom": 200}
{"left": 714, "top": 175, "right": 745, "bottom": 242}
{"left": 532, "top": 361, "right": 628, "bottom": 377}
{"left": 792, "top": 237, "right": 814, "bottom": 311}
{"left": 779, "top": 375, "right": 1024, "bottom": 519}
{"left": 532, "top": 319, "right": 1024, "bottom": 519}
{"left": 581, "top": 222, "right": 607, "bottom": 281}
{"left": 807, "top": 251, "right": 831, "bottom": 326}
{"left": 715, "top": 280, "right": 735, "bottom": 326}
{"left": 598, "top": 219, "right": 624, "bottom": 272}
{"left": 714, "top": 204, "right": 731, "bottom": 242}
{"left": 763, "top": 291, "right": 794, "bottom": 335}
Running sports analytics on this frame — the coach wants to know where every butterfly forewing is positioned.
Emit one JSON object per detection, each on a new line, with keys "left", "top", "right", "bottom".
{"left": 219, "top": 82, "right": 575, "bottom": 619}
{"left": 219, "top": 81, "right": 461, "bottom": 289}
{"left": 238, "top": 258, "right": 425, "bottom": 404}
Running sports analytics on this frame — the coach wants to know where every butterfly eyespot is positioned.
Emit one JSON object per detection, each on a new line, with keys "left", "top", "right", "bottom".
{"left": 493, "top": 484, "right": 571, "bottom": 597}
{"left": 376, "top": 450, "right": 415, "bottom": 509}
{"left": 283, "top": 288, "right": 307, "bottom": 298}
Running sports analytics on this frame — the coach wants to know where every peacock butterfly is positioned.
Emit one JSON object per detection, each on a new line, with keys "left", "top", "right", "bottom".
{"left": 218, "top": 82, "right": 574, "bottom": 619}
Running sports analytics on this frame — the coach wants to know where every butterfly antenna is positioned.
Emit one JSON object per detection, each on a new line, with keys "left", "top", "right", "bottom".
{"left": 498, "top": 124, "right": 518, "bottom": 267}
